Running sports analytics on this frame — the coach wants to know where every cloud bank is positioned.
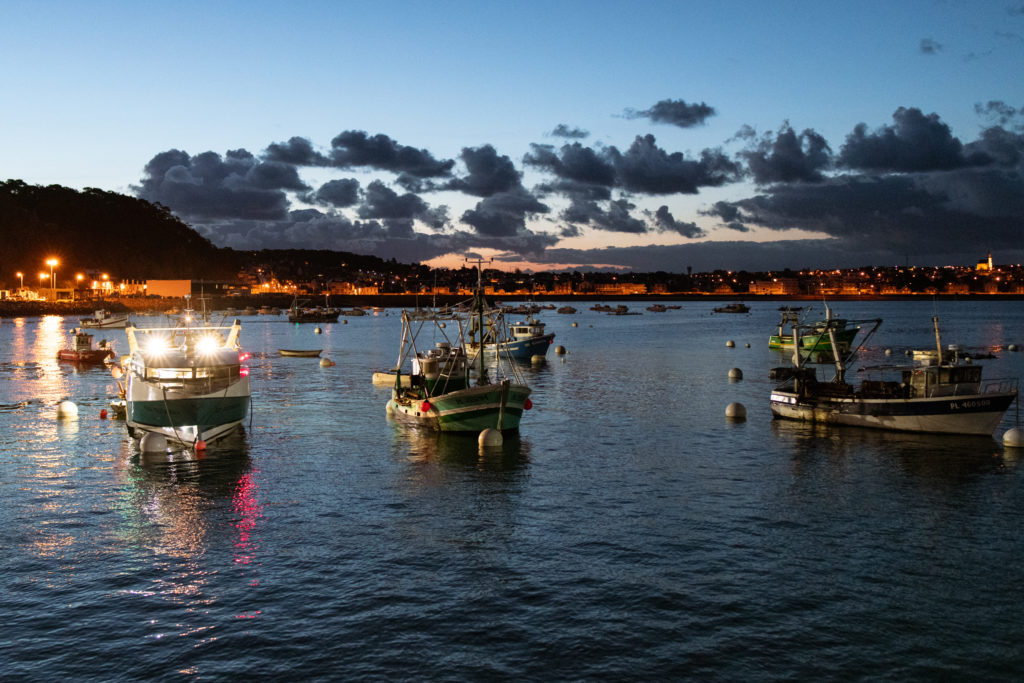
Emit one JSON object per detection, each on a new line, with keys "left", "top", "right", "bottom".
{"left": 132, "top": 99, "right": 1024, "bottom": 271}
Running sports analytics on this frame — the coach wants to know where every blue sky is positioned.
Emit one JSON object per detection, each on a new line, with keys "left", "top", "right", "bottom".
{"left": 4, "top": 0, "right": 1024, "bottom": 271}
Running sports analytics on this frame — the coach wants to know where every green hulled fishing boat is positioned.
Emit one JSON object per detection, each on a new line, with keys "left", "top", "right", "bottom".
{"left": 386, "top": 261, "right": 532, "bottom": 433}
{"left": 769, "top": 307, "right": 860, "bottom": 352}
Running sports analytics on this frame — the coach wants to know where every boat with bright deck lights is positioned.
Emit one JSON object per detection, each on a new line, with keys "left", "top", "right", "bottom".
{"left": 118, "top": 300, "right": 251, "bottom": 446}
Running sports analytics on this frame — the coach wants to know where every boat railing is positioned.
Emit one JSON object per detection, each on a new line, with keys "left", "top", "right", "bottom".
{"left": 981, "top": 378, "right": 1018, "bottom": 395}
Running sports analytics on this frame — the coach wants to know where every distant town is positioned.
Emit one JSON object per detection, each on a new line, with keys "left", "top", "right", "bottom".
{"left": 4, "top": 253, "right": 1022, "bottom": 304}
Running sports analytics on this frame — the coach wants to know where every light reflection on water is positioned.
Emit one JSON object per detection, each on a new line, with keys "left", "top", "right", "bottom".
{"left": 2, "top": 302, "right": 1024, "bottom": 679}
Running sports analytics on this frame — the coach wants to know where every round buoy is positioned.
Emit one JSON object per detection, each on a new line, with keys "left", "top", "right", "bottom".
{"left": 439, "top": 322, "right": 446, "bottom": 328}
{"left": 479, "top": 427, "right": 503, "bottom": 447}
{"left": 194, "top": 439, "right": 207, "bottom": 452}
{"left": 524, "top": 398, "right": 533, "bottom": 410}
{"left": 343, "top": 320, "right": 348, "bottom": 324}
{"left": 745, "top": 343, "right": 750, "bottom": 348}
{"left": 420, "top": 401, "right": 432, "bottom": 412}
{"left": 320, "top": 357, "right": 332, "bottom": 367}
{"left": 314, "top": 327, "right": 322, "bottom": 334}
{"left": 555, "top": 345, "right": 567, "bottom": 355}
{"left": 885, "top": 348, "right": 892, "bottom": 356}
{"left": 531, "top": 354, "right": 546, "bottom": 364}
{"left": 100, "top": 409, "right": 108, "bottom": 420}
{"left": 1003, "top": 427, "right": 1024, "bottom": 447}
{"left": 728, "top": 368, "right": 743, "bottom": 380}
{"left": 725, "top": 402, "right": 747, "bottom": 419}
{"left": 56, "top": 401, "right": 78, "bottom": 420}
{"left": 1010, "top": 344, "right": 1018, "bottom": 352}
{"left": 111, "top": 365, "right": 123, "bottom": 379}
{"left": 904, "top": 349, "right": 912, "bottom": 356}
{"left": 726, "top": 340, "right": 735, "bottom": 348}
{"left": 140, "top": 432, "right": 167, "bottom": 453}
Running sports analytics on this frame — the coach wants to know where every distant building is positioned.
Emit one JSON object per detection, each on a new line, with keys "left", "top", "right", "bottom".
{"left": 976, "top": 253, "right": 993, "bottom": 272}
{"left": 748, "top": 278, "right": 800, "bottom": 295}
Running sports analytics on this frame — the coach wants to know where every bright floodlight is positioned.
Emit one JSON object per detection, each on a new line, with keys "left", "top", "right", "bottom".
{"left": 195, "top": 335, "right": 221, "bottom": 355}
{"left": 144, "top": 335, "right": 169, "bottom": 354}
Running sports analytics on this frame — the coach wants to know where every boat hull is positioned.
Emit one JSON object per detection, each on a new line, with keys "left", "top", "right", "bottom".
{"left": 387, "top": 382, "right": 531, "bottom": 432}
{"left": 57, "top": 349, "right": 113, "bottom": 363}
{"left": 469, "top": 333, "right": 555, "bottom": 361}
{"left": 769, "top": 328, "right": 858, "bottom": 350}
{"left": 769, "top": 389, "right": 1018, "bottom": 435}
{"left": 125, "top": 377, "right": 250, "bottom": 444}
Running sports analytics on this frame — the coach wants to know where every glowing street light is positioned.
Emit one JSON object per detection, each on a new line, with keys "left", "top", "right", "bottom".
{"left": 15, "top": 271, "right": 23, "bottom": 290}
{"left": 46, "top": 258, "right": 58, "bottom": 301}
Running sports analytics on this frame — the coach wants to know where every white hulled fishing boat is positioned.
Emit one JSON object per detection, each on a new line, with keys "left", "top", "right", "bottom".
{"left": 769, "top": 314, "right": 1018, "bottom": 436}
{"left": 119, "top": 300, "right": 251, "bottom": 446}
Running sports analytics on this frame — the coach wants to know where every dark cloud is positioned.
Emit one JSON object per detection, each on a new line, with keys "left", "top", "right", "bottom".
{"left": 648, "top": 205, "right": 705, "bottom": 238}
{"left": 445, "top": 145, "right": 521, "bottom": 197}
{"left": 132, "top": 148, "right": 298, "bottom": 221}
{"left": 263, "top": 136, "right": 330, "bottom": 166}
{"left": 328, "top": 130, "right": 455, "bottom": 177}
{"left": 623, "top": 98, "right": 716, "bottom": 128}
{"left": 613, "top": 135, "right": 740, "bottom": 194}
{"left": 919, "top": 38, "right": 943, "bottom": 54}
{"left": 306, "top": 178, "right": 361, "bottom": 208}
{"left": 550, "top": 124, "right": 589, "bottom": 139}
{"left": 357, "top": 180, "right": 429, "bottom": 220}
{"left": 562, "top": 197, "right": 647, "bottom": 233}
{"left": 838, "top": 107, "right": 990, "bottom": 172}
{"left": 460, "top": 188, "right": 550, "bottom": 237}
{"left": 974, "top": 100, "right": 1022, "bottom": 128}
{"left": 739, "top": 124, "right": 832, "bottom": 184}
{"left": 524, "top": 142, "right": 617, "bottom": 187}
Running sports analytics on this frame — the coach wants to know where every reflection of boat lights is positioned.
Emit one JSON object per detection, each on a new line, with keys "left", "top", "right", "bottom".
{"left": 195, "top": 335, "right": 220, "bottom": 355}
{"left": 238, "top": 352, "right": 251, "bottom": 362}
{"left": 144, "top": 336, "right": 170, "bottom": 354}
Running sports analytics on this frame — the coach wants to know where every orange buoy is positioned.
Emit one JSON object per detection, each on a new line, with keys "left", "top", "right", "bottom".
{"left": 100, "top": 409, "right": 108, "bottom": 419}
{"left": 420, "top": 401, "right": 432, "bottom": 412}
{"left": 195, "top": 439, "right": 207, "bottom": 452}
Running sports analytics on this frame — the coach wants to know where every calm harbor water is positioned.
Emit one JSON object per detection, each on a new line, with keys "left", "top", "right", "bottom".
{"left": 2, "top": 300, "right": 1023, "bottom": 680}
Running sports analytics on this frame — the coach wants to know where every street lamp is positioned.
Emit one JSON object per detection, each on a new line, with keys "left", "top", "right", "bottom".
{"left": 15, "top": 271, "right": 23, "bottom": 292}
{"left": 46, "top": 258, "right": 58, "bottom": 301}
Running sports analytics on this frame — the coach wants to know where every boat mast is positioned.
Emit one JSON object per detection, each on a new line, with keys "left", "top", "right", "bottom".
{"left": 466, "top": 257, "right": 492, "bottom": 385}
{"left": 933, "top": 316, "right": 943, "bottom": 363}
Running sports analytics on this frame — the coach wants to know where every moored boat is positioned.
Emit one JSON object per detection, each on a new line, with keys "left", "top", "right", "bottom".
{"left": 80, "top": 309, "right": 130, "bottom": 329}
{"left": 279, "top": 349, "right": 322, "bottom": 357}
{"left": 120, "top": 305, "right": 251, "bottom": 446}
{"left": 386, "top": 263, "right": 532, "bottom": 433}
{"left": 468, "top": 308, "right": 556, "bottom": 361}
{"left": 713, "top": 303, "right": 750, "bottom": 314}
{"left": 769, "top": 307, "right": 860, "bottom": 352}
{"left": 57, "top": 329, "right": 115, "bottom": 364}
{"left": 769, "top": 314, "right": 1018, "bottom": 436}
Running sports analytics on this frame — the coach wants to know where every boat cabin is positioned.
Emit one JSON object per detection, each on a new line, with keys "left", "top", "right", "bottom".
{"left": 510, "top": 320, "right": 546, "bottom": 340}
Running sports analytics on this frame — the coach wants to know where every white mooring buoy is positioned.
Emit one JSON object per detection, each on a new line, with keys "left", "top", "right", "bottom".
{"left": 314, "top": 327, "right": 322, "bottom": 334}
{"left": 1010, "top": 344, "right": 1018, "bottom": 352}
{"left": 555, "top": 345, "right": 567, "bottom": 355}
{"left": 531, "top": 354, "right": 546, "bottom": 364}
{"left": 572, "top": 322, "right": 578, "bottom": 327}
{"left": 479, "top": 427, "right": 503, "bottom": 447}
{"left": 725, "top": 402, "right": 747, "bottom": 420}
{"left": 726, "top": 340, "right": 735, "bottom": 348}
{"left": 728, "top": 368, "right": 743, "bottom": 380}
{"left": 56, "top": 400, "right": 79, "bottom": 420}
{"left": 140, "top": 432, "right": 167, "bottom": 453}
{"left": 320, "top": 357, "right": 334, "bottom": 367}
{"left": 1003, "top": 427, "right": 1024, "bottom": 447}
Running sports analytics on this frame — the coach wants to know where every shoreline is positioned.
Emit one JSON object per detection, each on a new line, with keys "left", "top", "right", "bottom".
{"left": 1, "top": 292, "right": 1021, "bottom": 318}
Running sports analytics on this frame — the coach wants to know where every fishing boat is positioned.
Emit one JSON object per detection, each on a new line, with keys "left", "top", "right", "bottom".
{"left": 57, "top": 329, "right": 115, "bottom": 364}
{"left": 713, "top": 303, "right": 750, "bottom": 313}
{"left": 287, "top": 296, "right": 340, "bottom": 323}
{"left": 80, "top": 309, "right": 130, "bottom": 329}
{"left": 467, "top": 307, "right": 556, "bottom": 361}
{"left": 769, "top": 307, "right": 860, "bottom": 352}
{"left": 556, "top": 306, "right": 577, "bottom": 314}
{"left": 279, "top": 349, "right": 322, "bottom": 357}
{"left": 386, "top": 263, "right": 532, "bottom": 433}
{"left": 119, "top": 305, "right": 251, "bottom": 446}
{"left": 769, "top": 314, "right": 1018, "bottom": 436}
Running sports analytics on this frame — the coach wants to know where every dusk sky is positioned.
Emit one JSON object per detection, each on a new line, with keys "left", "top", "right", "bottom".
{"left": 4, "top": 1, "right": 1024, "bottom": 272}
